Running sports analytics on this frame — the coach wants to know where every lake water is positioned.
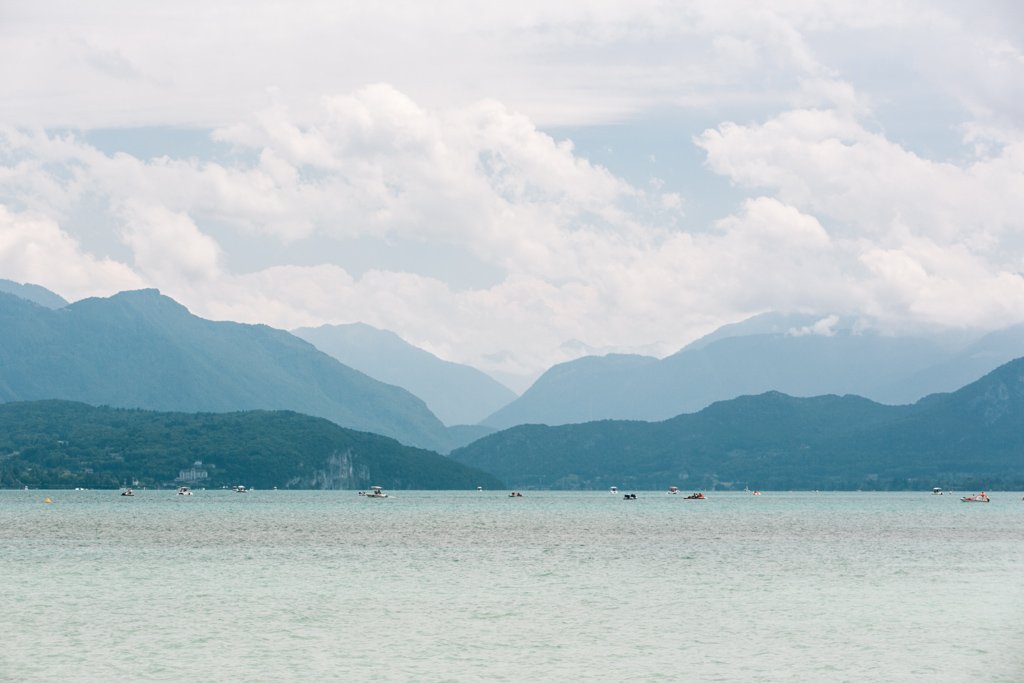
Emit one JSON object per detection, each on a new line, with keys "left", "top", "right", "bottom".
{"left": 1, "top": 490, "right": 1021, "bottom": 681}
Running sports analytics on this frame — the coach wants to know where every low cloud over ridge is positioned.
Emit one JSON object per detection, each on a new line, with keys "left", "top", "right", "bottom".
{"left": 1, "top": 1, "right": 1022, "bottom": 383}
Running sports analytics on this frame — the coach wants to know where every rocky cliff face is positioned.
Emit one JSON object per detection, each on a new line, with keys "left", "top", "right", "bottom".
{"left": 302, "top": 450, "right": 372, "bottom": 489}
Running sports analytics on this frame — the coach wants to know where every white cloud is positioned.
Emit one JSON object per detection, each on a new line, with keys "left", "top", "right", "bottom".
{"left": 3, "top": 79, "right": 1024, "bottom": 379}
{"left": 1, "top": 0, "right": 1022, "bottom": 383}
{"left": 696, "top": 108, "right": 1024, "bottom": 249}
{"left": 695, "top": 107, "right": 1024, "bottom": 331}
{"left": 118, "top": 202, "right": 222, "bottom": 284}
{"left": 0, "top": 205, "right": 144, "bottom": 299}
{"left": 788, "top": 315, "right": 841, "bottom": 337}
{"left": 3, "top": 1, "right": 1019, "bottom": 130}
{"left": 0, "top": 90, "right": 687, "bottom": 377}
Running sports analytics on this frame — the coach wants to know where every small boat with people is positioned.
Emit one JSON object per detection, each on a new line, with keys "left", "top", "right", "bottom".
{"left": 932, "top": 487, "right": 943, "bottom": 495}
{"left": 751, "top": 490, "right": 762, "bottom": 495}
{"left": 509, "top": 491, "right": 523, "bottom": 497}
{"left": 961, "top": 491, "right": 989, "bottom": 503}
{"left": 232, "top": 485, "right": 248, "bottom": 493}
{"left": 177, "top": 486, "right": 193, "bottom": 496}
{"left": 667, "top": 486, "right": 679, "bottom": 494}
{"left": 623, "top": 493, "right": 637, "bottom": 500}
{"left": 120, "top": 488, "right": 134, "bottom": 497}
{"left": 684, "top": 492, "right": 706, "bottom": 500}
{"left": 360, "top": 486, "right": 389, "bottom": 499}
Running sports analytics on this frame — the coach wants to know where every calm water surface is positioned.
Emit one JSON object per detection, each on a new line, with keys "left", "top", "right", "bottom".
{"left": 1, "top": 490, "right": 1021, "bottom": 681}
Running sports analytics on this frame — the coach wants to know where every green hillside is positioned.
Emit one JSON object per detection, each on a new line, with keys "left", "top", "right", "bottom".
{"left": 0, "top": 400, "right": 500, "bottom": 490}
{"left": 453, "top": 357, "right": 1024, "bottom": 490}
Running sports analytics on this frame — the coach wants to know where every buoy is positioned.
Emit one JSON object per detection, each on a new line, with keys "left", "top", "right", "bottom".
{"left": 44, "top": 497, "right": 52, "bottom": 504}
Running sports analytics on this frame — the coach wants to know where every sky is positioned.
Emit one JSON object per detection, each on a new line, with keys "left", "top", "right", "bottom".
{"left": 1, "top": 1, "right": 1023, "bottom": 390}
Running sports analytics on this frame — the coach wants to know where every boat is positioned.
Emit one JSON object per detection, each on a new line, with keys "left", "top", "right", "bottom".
{"left": 961, "top": 491, "right": 989, "bottom": 503}
{"left": 623, "top": 493, "right": 637, "bottom": 500}
{"left": 752, "top": 490, "right": 762, "bottom": 495}
{"left": 120, "top": 488, "right": 134, "bottom": 497}
{"left": 232, "top": 485, "right": 248, "bottom": 493}
{"left": 609, "top": 486, "right": 618, "bottom": 494}
{"left": 360, "top": 486, "right": 389, "bottom": 499}
{"left": 509, "top": 491, "right": 523, "bottom": 497}
{"left": 932, "top": 487, "right": 943, "bottom": 495}
{"left": 684, "top": 492, "right": 706, "bottom": 500}
{"left": 176, "top": 486, "right": 193, "bottom": 496}
{"left": 667, "top": 486, "right": 679, "bottom": 494}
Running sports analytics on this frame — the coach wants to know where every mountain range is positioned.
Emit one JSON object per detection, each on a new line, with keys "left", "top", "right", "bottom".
{"left": 2, "top": 282, "right": 1023, "bottom": 490}
{"left": 292, "top": 322, "right": 515, "bottom": 426}
{"left": 482, "top": 313, "right": 1024, "bottom": 428}
{"left": 0, "top": 289, "right": 453, "bottom": 452}
{"left": 453, "top": 355, "right": 1024, "bottom": 490}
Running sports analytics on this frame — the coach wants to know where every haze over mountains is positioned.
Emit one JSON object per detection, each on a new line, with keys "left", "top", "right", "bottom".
{"left": 292, "top": 322, "right": 515, "bottom": 426}
{"left": 483, "top": 313, "right": 1024, "bottom": 429}
{"left": 1, "top": 281, "right": 1022, "bottom": 490}
{"left": 453, "top": 356, "right": 1024, "bottom": 490}
{"left": 0, "top": 289, "right": 453, "bottom": 452}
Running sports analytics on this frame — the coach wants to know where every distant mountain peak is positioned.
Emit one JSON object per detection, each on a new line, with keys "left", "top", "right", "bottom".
{"left": 67, "top": 288, "right": 193, "bottom": 322}
{"left": 0, "top": 279, "right": 68, "bottom": 309}
{"left": 293, "top": 322, "right": 516, "bottom": 426}
{"left": 483, "top": 311, "right": 1024, "bottom": 429}
{"left": 110, "top": 287, "right": 168, "bottom": 301}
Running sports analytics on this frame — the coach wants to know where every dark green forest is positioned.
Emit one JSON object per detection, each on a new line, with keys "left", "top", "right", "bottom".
{"left": 0, "top": 400, "right": 500, "bottom": 490}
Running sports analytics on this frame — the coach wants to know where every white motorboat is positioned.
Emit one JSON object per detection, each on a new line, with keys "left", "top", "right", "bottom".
{"left": 360, "top": 486, "right": 389, "bottom": 499}
{"left": 232, "top": 485, "right": 248, "bottom": 493}
{"left": 668, "top": 486, "right": 679, "bottom": 494}
{"left": 610, "top": 486, "right": 618, "bottom": 494}
{"left": 177, "top": 486, "right": 193, "bottom": 496}
{"left": 932, "top": 487, "right": 943, "bottom": 495}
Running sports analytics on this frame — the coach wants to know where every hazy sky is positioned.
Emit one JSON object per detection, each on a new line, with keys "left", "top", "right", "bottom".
{"left": 1, "top": 1, "right": 1022, "bottom": 389}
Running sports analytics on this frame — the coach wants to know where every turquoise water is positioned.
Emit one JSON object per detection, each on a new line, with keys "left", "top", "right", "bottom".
{"left": 1, "top": 490, "right": 1022, "bottom": 681}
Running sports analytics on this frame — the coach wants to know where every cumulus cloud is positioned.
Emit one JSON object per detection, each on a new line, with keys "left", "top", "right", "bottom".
{"left": 695, "top": 107, "right": 1024, "bottom": 331}
{"left": 0, "top": 90, "right": 687, "bottom": 377}
{"left": 0, "top": 205, "right": 144, "bottom": 299}
{"left": 118, "top": 202, "right": 222, "bottom": 284}
{"left": 1, "top": 0, "right": 1022, "bottom": 382}
{"left": 696, "top": 109, "right": 1024, "bottom": 247}
{"left": 3, "top": 76, "right": 1024, "bottom": 379}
